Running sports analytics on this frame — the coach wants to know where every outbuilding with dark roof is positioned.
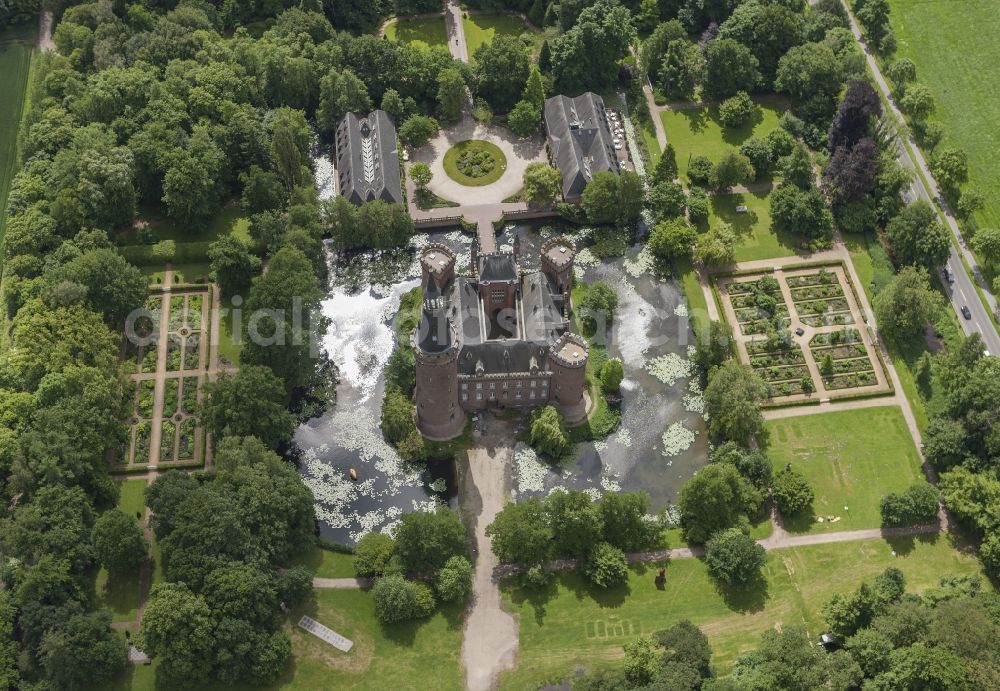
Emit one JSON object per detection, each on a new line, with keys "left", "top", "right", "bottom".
{"left": 543, "top": 92, "right": 620, "bottom": 202}
{"left": 334, "top": 110, "right": 403, "bottom": 206}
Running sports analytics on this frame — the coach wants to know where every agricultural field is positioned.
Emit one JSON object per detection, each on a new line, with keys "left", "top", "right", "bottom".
{"left": 0, "top": 39, "right": 32, "bottom": 269}
{"left": 384, "top": 16, "right": 448, "bottom": 49}
{"left": 887, "top": 0, "right": 1000, "bottom": 233}
{"left": 499, "top": 537, "right": 981, "bottom": 689}
{"left": 766, "top": 407, "right": 926, "bottom": 533}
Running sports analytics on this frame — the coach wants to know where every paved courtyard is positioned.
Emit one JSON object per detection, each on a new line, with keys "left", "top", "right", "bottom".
{"left": 409, "top": 111, "right": 547, "bottom": 205}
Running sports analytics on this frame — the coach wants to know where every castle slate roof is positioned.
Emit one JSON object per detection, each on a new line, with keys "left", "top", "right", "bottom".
{"left": 335, "top": 110, "right": 403, "bottom": 206}
{"left": 478, "top": 253, "right": 518, "bottom": 282}
{"left": 544, "top": 93, "right": 620, "bottom": 200}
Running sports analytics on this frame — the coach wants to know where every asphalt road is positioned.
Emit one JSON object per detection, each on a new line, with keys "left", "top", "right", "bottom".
{"left": 840, "top": 0, "right": 1000, "bottom": 356}
{"left": 898, "top": 142, "right": 1000, "bottom": 355}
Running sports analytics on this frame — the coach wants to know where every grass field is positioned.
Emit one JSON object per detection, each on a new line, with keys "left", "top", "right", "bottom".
{"left": 660, "top": 98, "right": 786, "bottom": 179}
{"left": 887, "top": 0, "right": 1000, "bottom": 234}
{"left": 384, "top": 16, "right": 448, "bottom": 49}
{"left": 463, "top": 13, "right": 534, "bottom": 59}
{"left": 93, "top": 479, "right": 148, "bottom": 623}
{"left": 765, "top": 407, "right": 926, "bottom": 533}
{"left": 499, "top": 537, "right": 981, "bottom": 688}
{"left": 267, "top": 589, "right": 464, "bottom": 690}
{"left": 0, "top": 39, "right": 33, "bottom": 270}
{"left": 704, "top": 190, "right": 799, "bottom": 262}
{"left": 287, "top": 545, "right": 356, "bottom": 579}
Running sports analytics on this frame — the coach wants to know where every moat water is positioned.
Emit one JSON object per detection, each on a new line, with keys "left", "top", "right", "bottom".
{"left": 295, "top": 224, "right": 709, "bottom": 545}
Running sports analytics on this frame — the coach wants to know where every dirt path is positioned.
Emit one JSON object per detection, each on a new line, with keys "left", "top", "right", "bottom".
{"left": 37, "top": 11, "right": 55, "bottom": 52}
{"left": 312, "top": 576, "right": 372, "bottom": 588}
{"left": 461, "top": 434, "right": 518, "bottom": 691}
{"left": 491, "top": 519, "right": 943, "bottom": 578}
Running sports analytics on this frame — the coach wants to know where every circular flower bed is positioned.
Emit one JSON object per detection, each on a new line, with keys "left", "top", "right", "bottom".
{"left": 443, "top": 140, "right": 507, "bottom": 186}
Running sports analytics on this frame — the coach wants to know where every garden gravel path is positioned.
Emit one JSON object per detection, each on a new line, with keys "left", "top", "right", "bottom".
{"left": 445, "top": 0, "right": 469, "bottom": 63}
{"left": 461, "top": 434, "right": 519, "bottom": 691}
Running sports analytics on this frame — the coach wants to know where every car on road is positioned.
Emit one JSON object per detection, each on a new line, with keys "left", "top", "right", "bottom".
{"left": 943, "top": 266, "right": 954, "bottom": 284}
{"left": 794, "top": 327, "right": 805, "bottom": 336}
{"left": 961, "top": 305, "right": 972, "bottom": 320}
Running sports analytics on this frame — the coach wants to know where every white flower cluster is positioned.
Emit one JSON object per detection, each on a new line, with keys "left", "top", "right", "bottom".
{"left": 623, "top": 244, "right": 656, "bottom": 278}
{"left": 429, "top": 478, "right": 448, "bottom": 493}
{"left": 674, "top": 303, "right": 689, "bottom": 317}
{"left": 514, "top": 444, "right": 552, "bottom": 494}
{"left": 617, "top": 427, "right": 633, "bottom": 448}
{"left": 574, "top": 247, "right": 600, "bottom": 279}
{"left": 645, "top": 353, "right": 694, "bottom": 385}
{"left": 662, "top": 422, "right": 697, "bottom": 457}
{"left": 600, "top": 474, "right": 622, "bottom": 492}
{"left": 683, "top": 392, "right": 706, "bottom": 417}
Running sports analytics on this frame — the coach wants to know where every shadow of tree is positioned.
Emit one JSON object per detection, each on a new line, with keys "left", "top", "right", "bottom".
{"left": 713, "top": 568, "right": 769, "bottom": 613}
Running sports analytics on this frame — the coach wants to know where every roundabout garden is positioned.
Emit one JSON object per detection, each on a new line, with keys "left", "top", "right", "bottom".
{"left": 443, "top": 140, "right": 507, "bottom": 186}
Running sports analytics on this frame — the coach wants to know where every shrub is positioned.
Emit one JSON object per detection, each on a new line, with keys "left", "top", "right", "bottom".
{"left": 771, "top": 467, "right": 814, "bottom": 515}
{"left": 585, "top": 542, "right": 629, "bottom": 588}
{"left": 880, "top": 483, "right": 939, "bottom": 527}
{"left": 688, "top": 155, "right": 714, "bottom": 187}
{"left": 277, "top": 566, "right": 313, "bottom": 607}
{"left": 436, "top": 555, "right": 473, "bottom": 603}
{"left": 705, "top": 528, "right": 765, "bottom": 586}
{"left": 530, "top": 405, "right": 570, "bottom": 458}
{"left": 522, "top": 564, "right": 553, "bottom": 589}
{"left": 92, "top": 509, "right": 147, "bottom": 575}
{"left": 507, "top": 99, "right": 541, "bottom": 137}
{"left": 371, "top": 575, "right": 435, "bottom": 623}
{"left": 718, "top": 91, "right": 757, "bottom": 129}
{"left": 600, "top": 358, "right": 624, "bottom": 393}
{"left": 354, "top": 533, "right": 397, "bottom": 577}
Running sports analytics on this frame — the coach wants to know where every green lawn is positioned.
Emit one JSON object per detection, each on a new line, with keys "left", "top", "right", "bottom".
{"left": 385, "top": 16, "right": 448, "bottom": 49}
{"left": 93, "top": 479, "right": 148, "bottom": 623}
{"left": 219, "top": 294, "right": 243, "bottom": 366}
{"left": 499, "top": 537, "right": 981, "bottom": 688}
{"left": 660, "top": 98, "right": 787, "bottom": 179}
{"left": 443, "top": 140, "right": 508, "bottom": 186}
{"left": 704, "top": 190, "right": 799, "bottom": 262}
{"left": 286, "top": 545, "right": 357, "bottom": 579}
{"left": 766, "top": 407, "right": 926, "bottom": 533}
{"left": 887, "top": 0, "right": 1000, "bottom": 234}
{"left": 463, "top": 13, "right": 534, "bottom": 59}
{"left": 263, "top": 589, "right": 463, "bottom": 690}
{"left": 843, "top": 232, "right": 965, "bottom": 434}
{"left": 118, "top": 478, "right": 148, "bottom": 517}
{"left": 640, "top": 117, "right": 661, "bottom": 167}
{"left": 0, "top": 40, "right": 33, "bottom": 270}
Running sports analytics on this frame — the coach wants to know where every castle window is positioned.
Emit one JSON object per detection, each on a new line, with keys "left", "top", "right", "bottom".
{"left": 476, "top": 383, "right": 482, "bottom": 390}
{"left": 516, "top": 381, "right": 522, "bottom": 388}
{"left": 462, "top": 394, "right": 468, "bottom": 401}
{"left": 530, "top": 390, "right": 535, "bottom": 398}
{"left": 530, "top": 380, "right": 536, "bottom": 387}
{"left": 461, "top": 383, "right": 468, "bottom": 390}
{"left": 502, "top": 382, "right": 508, "bottom": 390}
{"left": 491, "top": 291, "right": 504, "bottom": 303}
{"left": 477, "top": 393, "right": 483, "bottom": 400}
{"left": 490, "top": 382, "right": 496, "bottom": 390}
{"left": 516, "top": 391, "right": 522, "bottom": 399}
